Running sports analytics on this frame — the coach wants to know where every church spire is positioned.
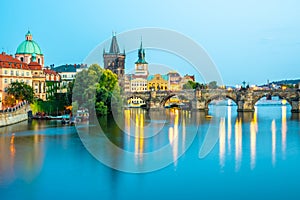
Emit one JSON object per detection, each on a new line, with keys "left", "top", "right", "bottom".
{"left": 109, "top": 32, "right": 120, "bottom": 54}
{"left": 135, "top": 39, "right": 147, "bottom": 64}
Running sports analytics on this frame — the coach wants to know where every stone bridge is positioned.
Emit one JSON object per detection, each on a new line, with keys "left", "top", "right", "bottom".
{"left": 124, "top": 89, "right": 300, "bottom": 113}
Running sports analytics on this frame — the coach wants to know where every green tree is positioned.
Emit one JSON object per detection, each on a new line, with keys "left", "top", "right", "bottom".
{"left": 72, "top": 64, "right": 121, "bottom": 116}
{"left": 6, "top": 82, "right": 35, "bottom": 103}
{"left": 208, "top": 81, "right": 218, "bottom": 89}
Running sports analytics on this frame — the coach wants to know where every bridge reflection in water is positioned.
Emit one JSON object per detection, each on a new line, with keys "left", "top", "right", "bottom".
{"left": 215, "top": 104, "right": 289, "bottom": 171}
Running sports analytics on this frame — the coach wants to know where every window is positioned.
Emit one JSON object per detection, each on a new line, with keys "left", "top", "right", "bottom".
{"left": 4, "top": 79, "right": 7, "bottom": 83}
{"left": 10, "top": 70, "right": 13, "bottom": 76}
{"left": 21, "top": 71, "right": 24, "bottom": 76}
{"left": 4, "top": 70, "right": 7, "bottom": 75}
{"left": 26, "top": 72, "right": 30, "bottom": 76}
{"left": 16, "top": 71, "right": 19, "bottom": 76}
{"left": 10, "top": 79, "right": 13, "bottom": 83}
{"left": 38, "top": 58, "right": 41, "bottom": 64}
{"left": 20, "top": 57, "right": 24, "bottom": 62}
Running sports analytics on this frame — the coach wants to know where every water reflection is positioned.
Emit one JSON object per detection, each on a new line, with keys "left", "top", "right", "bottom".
{"left": 272, "top": 120, "right": 276, "bottom": 166}
{"left": 227, "top": 106, "right": 232, "bottom": 155}
{"left": 235, "top": 118, "right": 242, "bottom": 171}
{"left": 250, "top": 110, "right": 258, "bottom": 170}
{"left": 0, "top": 131, "right": 45, "bottom": 185}
{"left": 282, "top": 106, "right": 287, "bottom": 159}
{"left": 219, "top": 118, "right": 226, "bottom": 168}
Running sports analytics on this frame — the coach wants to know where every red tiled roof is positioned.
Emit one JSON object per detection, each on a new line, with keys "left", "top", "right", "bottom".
{"left": 44, "top": 69, "right": 58, "bottom": 75}
{"left": 0, "top": 52, "right": 29, "bottom": 69}
{"left": 28, "top": 61, "right": 42, "bottom": 70}
{"left": 44, "top": 69, "right": 61, "bottom": 81}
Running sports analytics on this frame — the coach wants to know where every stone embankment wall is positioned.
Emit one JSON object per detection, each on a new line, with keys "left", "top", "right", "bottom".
{"left": 0, "top": 105, "right": 30, "bottom": 127}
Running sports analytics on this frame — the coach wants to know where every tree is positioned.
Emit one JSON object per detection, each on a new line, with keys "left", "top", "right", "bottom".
{"left": 208, "top": 81, "right": 218, "bottom": 89}
{"left": 182, "top": 81, "right": 205, "bottom": 89}
{"left": 72, "top": 64, "right": 121, "bottom": 116}
{"left": 6, "top": 82, "right": 35, "bottom": 103}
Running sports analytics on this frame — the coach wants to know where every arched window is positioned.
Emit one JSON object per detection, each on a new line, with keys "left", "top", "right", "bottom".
{"left": 38, "top": 58, "right": 41, "bottom": 64}
{"left": 20, "top": 57, "right": 24, "bottom": 62}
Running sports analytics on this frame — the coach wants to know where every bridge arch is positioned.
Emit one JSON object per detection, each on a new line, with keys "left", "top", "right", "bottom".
{"left": 205, "top": 95, "right": 238, "bottom": 108}
{"left": 253, "top": 92, "right": 292, "bottom": 106}
{"left": 126, "top": 95, "right": 148, "bottom": 106}
{"left": 160, "top": 93, "right": 192, "bottom": 108}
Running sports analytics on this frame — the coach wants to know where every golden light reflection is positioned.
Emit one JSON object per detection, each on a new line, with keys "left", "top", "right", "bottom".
{"left": 227, "top": 106, "right": 232, "bottom": 155}
{"left": 271, "top": 120, "right": 276, "bottom": 166}
{"left": 235, "top": 118, "right": 242, "bottom": 171}
{"left": 182, "top": 113, "right": 186, "bottom": 153}
{"left": 250, "top": 117, "right": 257, "bottom": 170}
{"left": 139, "top": 113, "right": 144, "bottom": 154}
{"left": 124, "top": 109, "right": 131, "bottom": 143}
{"left": 134, "top": 112, "right": 145, "bottom": 164}
{"left": 281, "top": 106, "right": 287, "bottom": 159}
{"left": 10, "top": 134, "right": 16, "bottom": 156}
{"left": 219, "top": 117, "right": 226, "bottom": 168}
{"left": 168, "top": 110, "right": 179, "bottom": 167}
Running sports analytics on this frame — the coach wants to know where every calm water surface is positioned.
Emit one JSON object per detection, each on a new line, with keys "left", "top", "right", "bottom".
{"left": 0, "top": 104, "right": 300, "bottom": 200}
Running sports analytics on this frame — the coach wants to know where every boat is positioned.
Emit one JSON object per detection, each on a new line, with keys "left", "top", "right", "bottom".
{"left": 205, "top": 115, "right": 213, "bottom": 119}
{"left": 61, "top": 118, "right": 70, "bottom": 125}
{"left": 75, "top": 108, "right": 89, "bottom": 123}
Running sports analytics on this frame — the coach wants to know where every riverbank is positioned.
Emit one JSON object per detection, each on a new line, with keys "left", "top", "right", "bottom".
{"left": 0, "top": 104, "right": 30, "bottom": 127}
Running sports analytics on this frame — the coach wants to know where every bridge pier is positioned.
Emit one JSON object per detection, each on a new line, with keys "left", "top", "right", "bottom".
{"left": 237, "top": 100, "right": 255, "bottom": 112}
{"left": 236, "top": 91, "right": 255, "bottom": 112}
{"left": 291, "top": 100, "right": 300, "bottom": 113}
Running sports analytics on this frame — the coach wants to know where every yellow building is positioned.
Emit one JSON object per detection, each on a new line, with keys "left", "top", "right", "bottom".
{"left": 147, "top": 74, "right": 169, "bottom": 91}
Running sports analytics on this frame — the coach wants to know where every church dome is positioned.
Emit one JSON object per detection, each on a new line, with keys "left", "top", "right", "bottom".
{"left": 16, "top": 31, "right": 42, "bottom": 55}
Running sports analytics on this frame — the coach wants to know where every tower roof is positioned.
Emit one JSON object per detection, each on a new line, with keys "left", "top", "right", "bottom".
{"left": 109, "top": 35, "right": 120, "bottom": 54}
{"left": 135, "top": 40, "right": 148, "bottom": 64}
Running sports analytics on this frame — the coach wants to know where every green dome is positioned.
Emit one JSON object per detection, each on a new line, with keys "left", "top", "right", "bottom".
{"left": 16, "top": 31, "right": 42, "bottom": 55}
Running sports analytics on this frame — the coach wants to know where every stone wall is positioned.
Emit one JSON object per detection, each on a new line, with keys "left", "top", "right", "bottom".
{"left": 0, "top": 105, "right": 30, "bottom": 127}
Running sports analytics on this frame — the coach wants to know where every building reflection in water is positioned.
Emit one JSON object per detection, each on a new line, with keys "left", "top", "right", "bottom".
{"left": 168, "top": 109, "right": 179, "bottom": 167}
{"left": 0, "top": 131, "right": 45, "bottom": 186}
{"left": 133, "top": 112, "right": 145, "bottom": 165}
{"left": 123, "top": 108, "right": 188, "bottom": 168}
{"left": 272, "top": 120, "right": 276, "bottom": 166}
{"left": 235, "top": 118, "right": 242, "bottom": 171}
{"left": 227, "top": 106, "right": 232, "bottom": 155}
{"left": 282, "top": 106, "right": 287, "bottom": 159}
{"left": 250, "top": 108, "right": 258, "bottom": 170}
{"left": 219, "top": 117, "right": 226, "bottom": 168}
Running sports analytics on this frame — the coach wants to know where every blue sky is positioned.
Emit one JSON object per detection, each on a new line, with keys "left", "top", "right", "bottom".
{"left": 1, "top": 0, "right": 300, "bottom": 85}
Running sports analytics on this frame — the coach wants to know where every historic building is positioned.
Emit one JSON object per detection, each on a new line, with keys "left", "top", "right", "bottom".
{"left": 28, "top": 55, "right": 46, "bottom": 100}
{"left": 0, "top": 52, "right": 49, "bottom": 109}
{"left": 44, "top": 68, "right": 61, "bottom": 99}
{"left": 103, "top": 34, "right": 125, "bottom": 88}
{"left": 180, "top": 74, "right": 195, "bottom": 89}
{"left": 134, "top": 41, "right": 149, "bottom": 78}
{"left": 0, "top": 52, "right": 32, "bottom": 109}
{"left": 130, "top": 41, "right": 149, "bottom": 92}
{"left": 168, "top": 71, "right": 182, "bottom": 91}
{"left": 147, "top": 74, "right": 169, "bottom": 91}
{"left": 15, "top": 31, "right": 44, "bottom": 67}
{"left": 53, "top": 64, "right": 87, "bottom": 93}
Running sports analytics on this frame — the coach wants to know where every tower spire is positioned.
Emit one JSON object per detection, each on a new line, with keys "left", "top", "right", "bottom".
{"left": 109, "top": 33, "right": 120, "bottom": 54}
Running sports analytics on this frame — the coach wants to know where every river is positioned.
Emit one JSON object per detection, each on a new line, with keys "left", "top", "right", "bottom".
{"left": 0, "top": 103, "right": 300, "bottom": 199}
